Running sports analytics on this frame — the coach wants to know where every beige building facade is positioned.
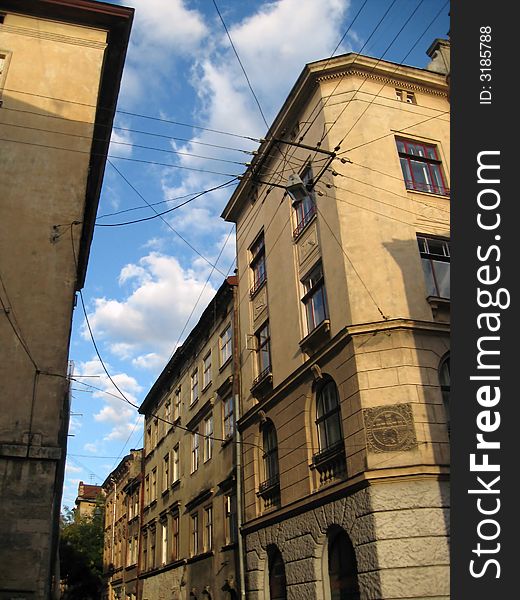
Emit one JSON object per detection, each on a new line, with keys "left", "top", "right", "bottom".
{"left": 75, "top": 481, "right": 103, "bottom": 520}
{"left": 222, "top": 43, "right": 450, "bottom": 600}
{"left": 103, "top": 450, "right": 144, "bottom": 600}
{"left": 137, "top": 277, "right": 240, "bottom": 600}
{"left": 0, "top": 1, "right": 132, "bottom": 598}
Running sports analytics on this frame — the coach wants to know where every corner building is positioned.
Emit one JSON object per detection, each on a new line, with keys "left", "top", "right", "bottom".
{"left": 222, "top": 42, "right": 450, "bottom": 600}
{"left": 138, "top": 278, "right": 240, "bottom": 600}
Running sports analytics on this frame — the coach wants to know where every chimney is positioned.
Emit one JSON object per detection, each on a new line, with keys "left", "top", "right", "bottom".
{"left": 426, "top": 38, "right": 450, "bottom": 75}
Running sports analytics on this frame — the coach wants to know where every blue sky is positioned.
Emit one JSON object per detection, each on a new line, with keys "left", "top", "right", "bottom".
{"left": 62, "top": 0, "right": 450, "bottom": 508}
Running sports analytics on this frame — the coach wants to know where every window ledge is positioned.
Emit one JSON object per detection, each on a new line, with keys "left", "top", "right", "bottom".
{"left": 299, "top": 319, "right": 331, "bottom": 354}
{"left": 187, "top": 550, "right": 214, "bottom": 564}
{"left": 250, "top": 368, "right": 273, "bottom": 398}
{"left": 219, "top": 356, "right": 233, "bottom": 373}
{"left": 201, "top": 382, "right": 212, "bottom": 395}
{"left": 221, "top": 435, "right": 233, "bottom": 448}
{"left": 171, "top": 479, "right": 180, "bottom": 490}
{"left": 250, "top": 277, "right": 267, "bottom": 299}
{"left": 427, "top": 295, "right": 450, "bottom": 319}
{"left": 406, "top": 186, "right": 450, "bottom": 199}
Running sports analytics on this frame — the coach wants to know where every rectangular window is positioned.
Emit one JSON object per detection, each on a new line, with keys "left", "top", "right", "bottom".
{"left": 203, "top": 352, "right": 212, "bottom": 389}
{"left": 396, "top": 138, "right": 449, "bottom": 196}
{"left": 417, "top": 235, "right": 450, "bottom": 299}
{"left": 174, "top": 387, "right": 181, "bottom": 421}
{"left": 293, "top": 166, "right": 317, "bottom": 239}
{"left": 172, "top": 514, "right": 180, "bottom": 561}
{"left": 150, "top": 529, "right": 156, "bottom": 569}
{"left": 165, "top": 400, "right": 171, "bottom": 426}
{"left": 395, "top": 88, "right": 416, "bottom": 104}
{"left": 191, "top": 370, "right": 199, "bottom": 405}
{"left": 127, "top": 538, "right": 133, "bottom": 567}
{"left": 161, "top": 521, "right": 168, "bottom": 566}
{"left": 145, "top": 475, "right": 150, "bottom": 505}
{"left": 250, "top": 232, "right": 267, "bottom": 296}
{"left": 172, "top": 444, "right": 180, "bottom": 483}
{"left": 204, "top": 414, "right": 213, "bottom": 462}
{"left": 143, "top": 535, "right": 148, "bottom": 570}
{"left": 255, "top": 321, "right": 271, "bottom": 378}
{"left": 223, "top": 396, "right": 234, "bottom": 438}
{"left": 151, "top": 468, "right": 157, "bottom": 502}
{"left": 191, "top": 430, "right": 200, "bottom": 473}
{"left": 133, "top": 491, "right": 139, "bottom": 518}
{"left": 301, "top": 263, "right": 328, "bottom": 333}
{"left": 225, "top": 494, "right": 237, "bottom": 544}
{"left": 128, "top": 495, "right": 134, "bottom": 521}
{"left": 153, "top": 419, "right": 158, "bottom": 447}
{"left": 204, "top": 506, "right": 213, "bottom": 551}
{"left": 163, "top": 454, "right": 169, "bottom": 491}
{"left": 146, "top": 425, "right": 152, "bottom": 454}
{"left": 220, "top": 324, "right": 232, "bottom": 366}
{"left": 191, "top": 513, "right": 199, "bottom": 556}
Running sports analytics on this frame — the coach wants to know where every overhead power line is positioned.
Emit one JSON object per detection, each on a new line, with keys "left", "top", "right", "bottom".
{"left": 212, "top": 0, "right": 269, "bottom": 130}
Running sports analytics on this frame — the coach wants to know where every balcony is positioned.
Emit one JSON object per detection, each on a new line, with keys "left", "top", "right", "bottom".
{"left": 293, "top": 203, "right": 317, "bottom": 239}
{"left": 311, "top": 441, "right": 347, "bottom": 486}
{"left": 250, "top": 366, "right": 272, "bottom": 399}
{"left": 257, "top": 476, "right": 280, "bottom": 510}
{"left": 404, "top": 180, "right": 450, "bottom": 197}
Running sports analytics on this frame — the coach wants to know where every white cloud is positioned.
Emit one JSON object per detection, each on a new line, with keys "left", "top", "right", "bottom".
{"left": 65, "top": 463, "right": 83, "bottom": 474}
{"left": 110, "top": 127, "right": 133, "bottom": 157}
{"left": 83, "top": 442, "right": 100, "bottom": 454}
{"left": 84, "top": 254, "right": 218, "bottom": 364}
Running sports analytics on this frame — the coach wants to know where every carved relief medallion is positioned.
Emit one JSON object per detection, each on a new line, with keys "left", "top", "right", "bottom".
{"left": 363, "top": 403, "right": 417, "bottom": 453}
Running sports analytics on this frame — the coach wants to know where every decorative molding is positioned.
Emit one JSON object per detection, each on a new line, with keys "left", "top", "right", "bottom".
{"left": 316, "top": 68, "right": 448, "bottom": 98}
{"left": 364, "top": 403, "right": 417, "bottom": 453}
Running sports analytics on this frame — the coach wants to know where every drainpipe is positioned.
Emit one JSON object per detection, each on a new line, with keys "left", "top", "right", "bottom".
{"left": 230, "top": 276, "right": 247, "bottom": 600}
{"left": 111, "top": 477, "right": 117, "bottom": 598}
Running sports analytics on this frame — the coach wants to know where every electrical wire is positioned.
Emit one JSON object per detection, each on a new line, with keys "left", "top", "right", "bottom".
{"left": 1, "top": 87, "right": 263, "bottom": 143}
{"left": 212, "top": 0, "right": 269, "bottom": 130}
{"left": 95, "top": 178, "right": 239, "bottom": 227}
{"left": 107, "top": 160, "right": 229, "bottom": 278}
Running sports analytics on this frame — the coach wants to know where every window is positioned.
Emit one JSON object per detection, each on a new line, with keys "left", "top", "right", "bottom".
{"left": 133, "top": 535, "right": 138, "bottom": 565}
{"left": 225, "top": 494, "right": 237, "bottom": 544}
{"left": 439, "top": 354, "right": 450, "bottom": 436}
{"left": 191, "top": 430, "right": 200, "bottom": 473}
{"left": 262, "top": 421, "right": 279, "bottom": 484}
{"left": 204, "top": 414, "right": 213, "bottom": 462}
{"left": 417, "top": 235, "right": 450, "bottom": 299}
{"left": 204, "top": 506, "right": 213, "bottom": 551}
{"left": 163, "top": 454, "right": 170, "bottom": 491}
{"left": 144, "top": 475, "right": 150, "bottom": 505}
{"left": 327, "top": 528, "right": 360, "bottom": 600}
{"left": 172, "top": 444, "right": 180, "bottom": 483}
{"left": 302, "top": 263, "right": 328, "bottom": 333}
{"left": 133, "top": 491, "right": 139, "bottom": 518}
{"left": 203, "top": 352, "right": 212, "bottom": 389}
{"left": 0, "top": 51, "right": 12, "bottom": 106}
{"left": 172, "top": 514, "right": 180, "bottom": 560}
{"left": 191, "top": 513, "right": 199, "bottom": 555}
{"left": 142, "top": 533, "right": 148, "bottom": 570}
{"left": 292, "top": 166, "right": 317, "bottom": 238}
{"left": 149, "top": 528, "right": 156, "bottom": 569}
{"left": 256, "top": 322, "right": 271, "bottom": 378}
{"left": 395, "top": 88, "right": 416, "bottom": 104}
{"left": 161, "top": 521, "right": 168, "bottom": 566}
{"left": 191, "top": 370, "right": 199, "bottom": 405}
{"left": 223, "top": 395, "right": 234, "bottom": 438}
{"left": 396, "top": 138, "right": 449, "bottom": 195}
{"left": 174, "top": 387, "right": 181, "bottom": 421}
{"left": 316, "top": 380, "right": 343, "bottom": 451}
{"left": 146, "top": 425, "right": 152, "bottom": 454}
{"left": 151, "top": 468, "right": 157, "bottom": 502}
{"left": 153, "top": 419, "right": 158, "bottom": 447}
{"left": 220, "top": 324, "right": 232, "bottom": 366}
{"left": 127, "top": 538, "right": 133, "bottom": 567}
{"left": 165, "top": 400, "right": 171, "bottom": 426}
{"left": 250, "top": 232, "right": 266, "bottom": 296}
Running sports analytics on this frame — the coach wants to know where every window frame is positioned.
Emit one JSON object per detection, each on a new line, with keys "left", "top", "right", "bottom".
{"left": 172, "top": 443, "right": 180, "bottom": 483}
{"left": 250, "top": 232, "right": 267, "bottom": 296}
{"left": 396, "top": 137, "right": 449, "bottom": 196}
{"left": 191, "top": 429, "right": 200, "bottom": 473}
{"left": 191, "top": 512, "right": 199, "bottom": 556}
{"left": 163, "top": 453, "right": 169, "bottom": 492}
{"left": 417, "top": 235, "right": 450, "bottom": 299}
{"left": 202, "top": 351, "right": 212, "bottom": 389}
{"left": 223, "top": 395, "right": 234, "bottom": 439}
{"left": 220, "top": 324, "right": 233, "bottom": 366}
{"left": 204, "top": 505, "right": 213, "bottom": 552}
{"left": 292, "top": 165, "right": 317, "bottom": 239}
{"left": 316, "top": 380, "right": 344, "bottom": 452}
{"left": 255, "top": 321, "right": 272, "bottom": 380}
{"left": 301, "top": 263, "right": 329, "bottom": 334}
{"left": 203, "top": 413, "right": 213, "bottom": 462}
{"left": 262, "top": 421, "right": 279, "bottom": 485}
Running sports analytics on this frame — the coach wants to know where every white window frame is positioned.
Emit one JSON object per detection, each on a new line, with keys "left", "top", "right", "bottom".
{"left": 204, "top": 505, "right": 213, "bottom": 551}
{"left": 191, "top": 430, "right": 200, "bottom": 473}
{"left": 203, "top": 351, "right": 212, "bottom": 389}
{"left": 191, "top": 369, "right": 199, "bottom": 405}
{"left": 220, "top": 324, "right": 232, "bottom": 366}
{"left": 223, "top": 395, "right": 234, "bottom": 438}
{"left": 204, "top": 414, "right": 213, "bottom": 462}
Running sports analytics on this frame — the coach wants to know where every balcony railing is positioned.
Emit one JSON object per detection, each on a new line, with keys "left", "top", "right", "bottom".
{"left": 293, "top": 203, "right": 317, "bottom": 239}
{"left": 404, "top": 180, "right": 450, "bottom": 197}
{"left": 257, "top": 475, "right": 280, "bottom": 509}
{"left": 249, "top": 273, "right": 267, "bottom": 298}
{"left": 312, "top": 441, "right": 347, "bottom": 486}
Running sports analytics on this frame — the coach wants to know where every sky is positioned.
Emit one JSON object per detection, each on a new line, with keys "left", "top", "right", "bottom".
{"left": 62, "top": 0, "right": 450, "bottom": 508}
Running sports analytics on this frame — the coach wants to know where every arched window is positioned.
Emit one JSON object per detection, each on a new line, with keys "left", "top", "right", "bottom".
{"left": 262, "top": 421, "right": 279, "bottom": 484}
{"left": 328, "top": 528, "right": 360, "bottom": 600}
{"left": 316, "top": 380, "right": 343, "bottom": 451}
{"left": 268, "top": 546, "right": 287, "bottom": 600}
{"left": 439, "top": 354, "right": 450, "bottom": 435}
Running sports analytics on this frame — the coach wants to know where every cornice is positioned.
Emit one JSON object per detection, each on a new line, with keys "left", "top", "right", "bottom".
{"left": 0, "top": 23, "right": 107, "bottom": 49}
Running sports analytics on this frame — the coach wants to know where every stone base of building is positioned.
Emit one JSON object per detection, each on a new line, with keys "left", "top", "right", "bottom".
{"left": 244, "top": 477, "right": 449, "bottom": 600}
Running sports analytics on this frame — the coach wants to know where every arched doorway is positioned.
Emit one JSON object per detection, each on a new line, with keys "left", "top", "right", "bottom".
{"left": 327, "top": 528, "right": 360, "bottom": 600}
{"left": 267, "top": 546, "right": 287, "bottom": 600}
